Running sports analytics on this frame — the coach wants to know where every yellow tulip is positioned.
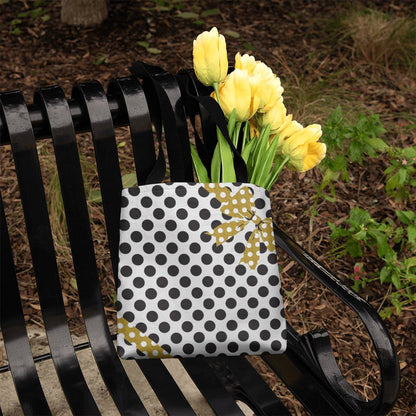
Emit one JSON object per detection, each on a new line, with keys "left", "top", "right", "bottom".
{"left": 213, "top": 69, "right": 260, "bottom": 122}
{"left": 281, "top": 124, "right": 326, "bottom": 172}
{"left": 235, "top": 52, "right": 257, "bottom": 73}
{"left": 256, "top": 97, "right": 287, "bottom": 133}
{"left": 193, "top": 27, "right": 228, "bottom": 86}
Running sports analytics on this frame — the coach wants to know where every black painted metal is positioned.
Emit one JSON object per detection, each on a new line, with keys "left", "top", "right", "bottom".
{"left": 0, "top": 68, "right": 400, "bottom": 416}
{"left": 0, "top": 192, "right": 51, "bottom": 416}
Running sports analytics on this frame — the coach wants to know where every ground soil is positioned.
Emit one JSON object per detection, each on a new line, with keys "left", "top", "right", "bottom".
{"left": 0, "top": 0, "right": 415, "bottom": 414}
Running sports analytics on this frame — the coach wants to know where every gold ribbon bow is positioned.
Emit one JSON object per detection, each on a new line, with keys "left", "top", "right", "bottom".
{"left": 204, "top": 184, "right": 275, "bottom": 269}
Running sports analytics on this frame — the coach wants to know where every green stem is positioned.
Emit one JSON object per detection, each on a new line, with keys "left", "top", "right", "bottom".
{"left": 233, "top": 122, "right": 242, "bottom": 147}
{"left": 265, "top": 156, "right": 290, "bottom": 190}
{"left": 213, "top": 82, "right": 221, "bottom": 106}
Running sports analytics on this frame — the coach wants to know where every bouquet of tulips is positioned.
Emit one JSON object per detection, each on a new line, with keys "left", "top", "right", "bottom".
{"left": 190, "top": 27, "right": 326, "bottom": 190}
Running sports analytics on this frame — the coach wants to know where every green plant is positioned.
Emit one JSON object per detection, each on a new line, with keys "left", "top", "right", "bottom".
{"left": 329, "top": 207, "right": 416, "bottom": 315}
{"left": 8, "top": 0, "right": 50, "bottom": 35}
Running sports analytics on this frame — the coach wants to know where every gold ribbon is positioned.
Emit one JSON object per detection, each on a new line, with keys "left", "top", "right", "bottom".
{"left": 204, "top": 184, "right": 275, "bottom": 269}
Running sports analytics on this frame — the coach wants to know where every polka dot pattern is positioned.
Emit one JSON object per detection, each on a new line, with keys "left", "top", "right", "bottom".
{"left": 117, "top": 182, "right": 286, "bottom": 359}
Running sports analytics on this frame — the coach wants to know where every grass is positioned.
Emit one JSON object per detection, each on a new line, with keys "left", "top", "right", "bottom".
{"left": 341, "top": 8, "right": 416, "bottom": 72}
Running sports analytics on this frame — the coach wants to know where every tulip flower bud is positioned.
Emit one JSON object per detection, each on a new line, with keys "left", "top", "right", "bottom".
{"left": 193, "top": 27, "right": 228, "bottom": 86}
{"left": 256, "top": 97, "right": 287, "bottom": 133}
{"left": 281, "top": 124, "right": 326, "bottom": 172}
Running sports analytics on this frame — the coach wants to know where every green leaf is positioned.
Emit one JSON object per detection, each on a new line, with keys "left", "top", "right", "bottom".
{"left": 122, "top": 172, "right": 138, "bottom": 189}
{"left": 117, "top": 141, "right": 126, "bottom": 148}
{"left": 41, "top": 14, "right": 50, "bottom": 22}
{"left": 396, "top": 210, "right": 416, "bottom": 225}
{"left": 88, "top": 189, "right": 102, "bottom": 204}
{"left": 391, "top": 271, "right": 402, "bottom": 290}
{"left": 408, "top": 225, "right": 416, "bottom": 246}
{"left": 256, "top": 134, "right": 279, "bottom": 188}
{"left": 211, "top": 144, "right": 221, "bottom": 182}
{"left": 190, "top": 144, "right": 210, "bottom": 182}
{"left": 17, "top": 11, "right": 29, "bottom": 18}
{"left": 217, "top": 128, "right": 236, "bottom": 182}
{"left": 224, "top": 29, "right": 240, "bottom": 38}
{"left": 370, "top": 138, "right": 389, "bottom": 152}
{"left": 177, "top": 11, "right": 199, "bottom": 19}
{"left": 241, "top": 138, "right": 256, "bottom": 165}
{"left": 137, "top": 41, "right": 149, "bottom": 48}
{"left": 201, "top": 8, "right": 221, "bottom": 17}
{"left": 380, "top": 266, "right": 391, "bottom": 283}
{"left": 243, "top": 43, "right": 256, "bottom": 51}
{"left": 10, "top": 27, "right": 21, "bottom": 35}
{"left": 147, "top": 47, "right": 162, "bottom": 54}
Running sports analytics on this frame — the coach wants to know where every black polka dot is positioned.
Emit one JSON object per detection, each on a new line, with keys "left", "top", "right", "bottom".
{"left": 203, "top": 299, "right": 214, "bottom": 309}
{"left": 259, "top": 308, "right": 270, "bottom": 319}
{"left": 226, "top": 320, "right": 238, "bottom": 330}
{"left": 129, "top": 208, "right": 141, "bottom": 219}
{"left": 159, "top": 322, "right": 170, "bottom": 333}
{"left": 181, "top": 299, "right": 192, "bottom": 310}
{"left": 225, "top": 276, "right": 236, "bottom": 287}
{"left": 187, "top": 197, "right": 199, "bottom": 208}
{"left": 192, "top": 288, "right": 203, "bottom": 298}
{"left": 210, "top": 198, "right": 221, "bottom": 209}
{"left": 152, "top": 185, "right": 164, "bottom": 196}
{"left": 202, "top": 276, "right": 213, "bottom": 287}
{"left": 123, "top": 311, "right": 134, "bottom": 322}
{"left": 213, "top": 265, "right": 224, "bottom": 276}
{"left": 204, "top": 321, "right": 215, "bottom": 331}
{"left": 179, "top": 254, "right": 190, "bottom": 265}
{"left": 224, "top": 253, "right": 235, "bottom": 264}
{"left": 193, "top": 310, "right": 204, "bottom": 320}
{"left": 201, "top": 232, "right": 212, "bottom": 242}
{"left": 166, "top": 220, "right": 177, "bottom": 231}
{"left": 255, "top": 198, "right": 265, "bottom": 209}
{"left": 198, "top": 187, "right": 209, "bottom": 197}
{"left": 212, "top": 243, "right": 223, "bottom": 253}
{"left": 116, "top": 301, "right": 122, "bottom": 311}
{"left": 248, "top": 297, "right": 259, "bottom": 308}
{"left": 226, "top": 298, "right": 236, "bottom": 308}
{"left": 250, "top": 341, "right": 260, "bottom": 352}
{"left": 119, "top": 243, "right": 131, "bottom": 254}
{"left": 120, "top": 219, "right": 130, "bottom": 231}
{"left": 234, "top": 242, "right": 245, "bottom": 253}
{"left": 121, "top": 266, "right": 132, "bottom": 277}
{"left": 144, "top": 265, "right": 156, "bottom": 276}
{"left": 176, "top": 209, "right": 188, "bottom": 220}
{"left": 178, "top": 231, "right": 189, "bottom": 242}
{"left": 236, "top": 265, "right": 246, "bottom": 275}
{"left": 175, "top": 186, "right": 187, "bottom": 197}
{"left": 190, "top": 243, "right": 201, "bottom": 253}
{"left": 211, "top": 220, "right": 221, "bottom": 229}
{"left": 171, "top": 333, "right": 182, "bottom": 344}
{"left": 237, "top": 309, "right": 248, "bottom": 319}
{"left": 215, "top": 309, "right": 226, "bottom": 320}
{"left": 228, "top": 342, "right": 238, "bottom": 353}
{"left": 117, "top": 346, "right": 125, "bottom": 356}
{"left": 183, "top": 344, "right": 194, "bottom": 355}
{"left": 154, "top": 231, "right": 166, "bottom": 242}
{"left": 238, "top": 331, "right": 249, "bottom": 341}
{"left": 260, "top": 243, "right": 267, "bottom": 254}
{"left": 149, "top": 333, "right": 159, "bottom": 343}
{"left": 202, "top": 254, "right": 213, "bottom": 264}
{"left": 162, "top": 344, "right": 171, "bottom": 354}
{"left": 164, "top": 197, "right": 176, "bottom": 208}
{"left": 168, "top": 265, "right": 179, "bottom": 276}
{"left": 194, "top": 332, "right": 205, "bottom": 343}
{"left": 199, "top": 209, "right": 210, "bottom": 220}
{"left": 131, "top": 231, "right": 142, "bottom": 242}
{"left": 167, "top": 243, "right": 178, "bottom": 254}
{"left": 121, "top": 196, "right": 129, "bottom": 207}
{"left": 182, "top": 321, "right": 193, "bottom": 332}
{"left": 216, "top": 331, "right": 227, "bottom": 342}
{"left": 190, "top": 265, "right": 202, "bottom": 275}
{"left": 142, "top": 219, "right": 154, "bottom": 231}
{"left": 147, "top": 311, "right": 158, "bottom": 322}
{"left": 170, "top": 311, "right": 181, "bottom": 321}
{"left": 269, "top": 297, "right": 280, "bottom": 307}
{"left": 236, "top": 287, "right": 247, "bottom": 297}
{"left": 214, "top": 287, "right": 225, "bottom": 298}
{"left": 205, "top": 343, "right": 216, "bottom": 354}
{"left": 269, "top": 275, "right": 279, "bottom": 286}
{"left": 132, "top": 254, "right": 144, "bottom": 265}
{"left": 249, "top": 319, "right": 260, "bottom": 330}
{"left": 270, "top": 319, "right": 281, "bottom": 329}
{"left": 156, "top": 276, "right": 168, "bottom": 288}
{"left": 244, "top": 231, "right": 252, "bottom": 241}
{"left": 260, "top": 330, "right": 271, "bottom": 340}
{"left": 169, "top": 288, "right": 180, "bottom": 299}
{"left": 271, "top": 340, "right": 282, "bottom": 351}
{"left": 128, "top": 187, "right": 139, "bottom": 196}
{"left": 158, "top": 299, "right": 169, "bottom": 310}
{"left": 268, "top": 253, "right": 278, "bottom": 264}
{"left": 180, "top": 276, "right": 191, "bottom": 287}
{"left": 258, "top": 286, "right": 269, "bottom": 297}
{"left": 188, "top": 220, "right": 200, "bottom": 231}
{"left": 136, "top": 322, "right": 147, "bottom": 333}
{"left": 155, "top": 254, "right": 167, "bottom": 265}
{"left": 247, "top": 275, "right": 258, "bottom": 286}
{"left": 133, "top": 277, "right": 145, "bottom": 288}
{"left": 145, "top": 288, "right": 157, "bottom": 299}
{"left": 257, "top": 264, "right": 268, "bottom": 275}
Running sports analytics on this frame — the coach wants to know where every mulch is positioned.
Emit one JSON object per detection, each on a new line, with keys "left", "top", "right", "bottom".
{"left": 0, "top": 0, "right": 415, "bottom": 414}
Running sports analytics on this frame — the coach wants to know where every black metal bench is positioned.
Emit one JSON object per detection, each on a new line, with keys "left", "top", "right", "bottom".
{"left": 0, "top": 63, "right": 400, "bottom": 415}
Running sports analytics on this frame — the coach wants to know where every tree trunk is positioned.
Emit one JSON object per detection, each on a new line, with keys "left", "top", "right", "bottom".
{"left": 61, "top": 0, "right": 108, "bottom": 26}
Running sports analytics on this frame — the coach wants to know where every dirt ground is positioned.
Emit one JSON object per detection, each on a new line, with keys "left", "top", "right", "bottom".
{"left": 0, "top": 0, "right": 415, "bottom": 414}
